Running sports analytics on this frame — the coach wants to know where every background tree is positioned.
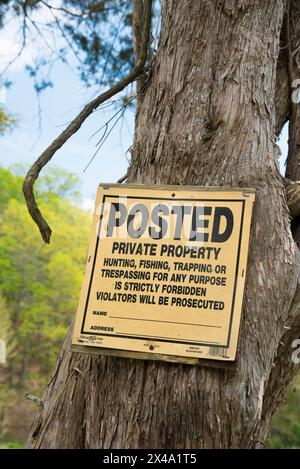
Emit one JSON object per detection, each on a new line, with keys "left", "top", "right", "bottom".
{"left": 0, "top": 165, "right": 91, "bottom": 443}
{"left": 0, "top": 166, "right": 91, "bottom": 387}
{"left": 2, "top": 0, "right": 300, "bottom": 449}
{"left": 0, "top": 293, "right": 16, "bottom": 439}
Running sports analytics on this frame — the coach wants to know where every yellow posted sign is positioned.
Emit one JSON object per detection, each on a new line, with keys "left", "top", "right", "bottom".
{"left": 72, "top": 184, "right": 255, "bottom": 365}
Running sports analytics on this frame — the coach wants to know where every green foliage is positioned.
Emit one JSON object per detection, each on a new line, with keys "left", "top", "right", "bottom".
{"left": 270, "top": 376, "right": 300, "bottom": 448}
{"left": 35, "top": 167, "right": 81, "bottom": 201}
{"left": 0, "top": 105, "right": 16, "bottom": 135}
{"left": 0, "top": 164, "right": 91, "bottom": 442}
{"left": 0, "top": 165, "right": 91, "bottom": 387}
{"left": 0, "top": 440, "right": 23, "bottom": 449}
{"left": 62, "top": 0, "right": 134, "bottom": 87}
{"left": 0, "top": 384, "right": 17, "bottom": 440}
{"left": 0, "top": 166, "right": 23, "bottom": 210}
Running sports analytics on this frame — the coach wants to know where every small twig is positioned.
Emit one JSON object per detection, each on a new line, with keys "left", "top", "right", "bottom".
{"left": 50, "top": 10, "right": 84, "bottom": 66}
{"left": 84, "top": 94, "right": 136, "bottom": 172}
{"left": 24, "top": 392, "right": 43, "bottom": 408}
{"left": 89, "top": 105, "right": 127, "bottom": 140}
{"left": 83, "top": 107, "right": 126, "bottom": 172}
{"left": 27, "top": 14, "right": 56, "bottom": 54}
{"left": 23, "top": 0, "right": 152, "bottom": 243}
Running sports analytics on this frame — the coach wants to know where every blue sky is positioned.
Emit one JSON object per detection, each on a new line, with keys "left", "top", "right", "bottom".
{"left": 0, "top": 11, "right": 289, "bottom": 208}
{"left": 0, "top": 59, "right": 134, "bottom": 208}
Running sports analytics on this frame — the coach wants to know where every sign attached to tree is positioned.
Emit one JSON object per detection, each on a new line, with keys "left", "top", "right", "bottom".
{"left": 72, "top": 184, "right": 255, "bottom": 366}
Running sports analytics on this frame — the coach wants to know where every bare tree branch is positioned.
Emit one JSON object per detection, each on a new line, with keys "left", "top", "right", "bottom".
{"left": 23, "top": 0, "right": 152, "bottom": 243}
{"left": 40, "top": 0, "right": 127, "bottom": 18}
{"left": 24, "top": 392, "right": 43, "bottom": 408}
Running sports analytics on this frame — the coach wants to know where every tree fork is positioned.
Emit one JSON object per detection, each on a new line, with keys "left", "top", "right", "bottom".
{"left": 22, "top": 0, "right": 152, "bottom": 244}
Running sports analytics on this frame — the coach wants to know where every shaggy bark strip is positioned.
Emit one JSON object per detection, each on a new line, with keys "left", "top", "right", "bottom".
{"left": 27, "top": 0, "right": 300, "bottom": 449}
{"left": 22, "top": 0, "right": 152, "bottom": 244}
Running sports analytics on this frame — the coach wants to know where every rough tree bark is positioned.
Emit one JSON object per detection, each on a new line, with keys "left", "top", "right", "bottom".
{"left": 27, "top": 0, "right": 300, "bottom": 448}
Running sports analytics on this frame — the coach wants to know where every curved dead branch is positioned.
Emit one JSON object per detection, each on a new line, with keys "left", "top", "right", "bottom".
{"left": 23, "top": 0, "right": 152, "bottom": 243}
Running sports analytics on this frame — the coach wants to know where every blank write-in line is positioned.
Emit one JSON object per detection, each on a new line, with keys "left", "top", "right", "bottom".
{"left": 109, "top": 316, "right": 221, "bottom": 328}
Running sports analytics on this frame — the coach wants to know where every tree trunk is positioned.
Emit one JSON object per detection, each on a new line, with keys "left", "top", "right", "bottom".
{"left": 27, "top": 0, "right": 300, "bottom": 449}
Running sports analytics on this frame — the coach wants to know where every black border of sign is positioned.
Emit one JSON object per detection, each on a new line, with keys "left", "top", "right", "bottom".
{"left": 80, "top": 193, "right": 246, "bottom": 349}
